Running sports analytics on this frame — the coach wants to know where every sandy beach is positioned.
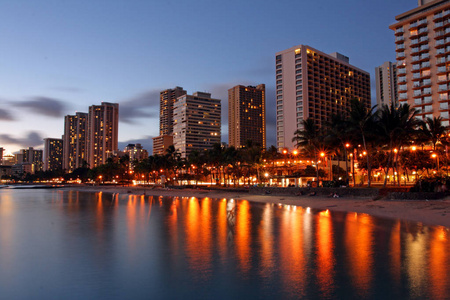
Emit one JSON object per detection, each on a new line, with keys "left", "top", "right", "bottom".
{"left": 59, "top": 185, "right": 450, "bottom": 228}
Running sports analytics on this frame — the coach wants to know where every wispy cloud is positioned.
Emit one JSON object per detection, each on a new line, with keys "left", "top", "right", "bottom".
{"left": 50, "top": 86, "right": 84, "bottom": 93}
{"left": 0, "top": 131, "right": 44, "bottom": 148}
{"left": 119, "top": 90, "right": 160, "bottom": 124}
{"left": 13, "top": 97, "right": 68, "bottom": 118}
{"left": 0, "top": 108, "right": 15, "bottom": 121}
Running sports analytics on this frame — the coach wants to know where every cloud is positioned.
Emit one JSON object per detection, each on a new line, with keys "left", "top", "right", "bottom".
{"left": 119, "top": 90, "right": 160, "bottom": 124}
{"left": 118, "top": 135, "right": 153, "bottom": 154}
{"left": 0, "top": 131, "right": 44, "bottom": 148}
{"left": 13, "top": 97, "right": 67, "bottom": 117}
{"left": 50, "top": 86, "right": 84, "bottom": 93}
{"left": 0, "top": 108, "right": 15, "bottom": 121}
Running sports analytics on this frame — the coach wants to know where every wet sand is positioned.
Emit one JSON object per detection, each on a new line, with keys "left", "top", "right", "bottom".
{"left": 60, "top": 185, "right": 450, "bottom": 228}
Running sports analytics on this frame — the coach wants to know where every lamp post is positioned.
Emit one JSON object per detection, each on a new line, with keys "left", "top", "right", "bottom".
{"left": 432, "top": 153, "right": 440, "bottom": 171}
{"left": 344, "top": 143, "right": 350, "bottom": 186}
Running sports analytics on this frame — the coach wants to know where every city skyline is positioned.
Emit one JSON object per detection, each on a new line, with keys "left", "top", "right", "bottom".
{"left": 0, "top": 0, "right": 415, "bottom": 153}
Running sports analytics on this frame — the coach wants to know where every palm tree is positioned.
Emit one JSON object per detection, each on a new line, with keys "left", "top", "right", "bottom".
{"left": 325, "top": 114, "right": 351, "bottom": 183}
{"left": 377, "top": 103, "right": 420, "bottom": 187}
{"left": 420, "top": 116, "right": 448, "bottom": 150}
{"left": 292, "top": 118, "right": 322, "bottom": 183}
{"left": 347, "top": 98, "right": 377, "bottom": 187}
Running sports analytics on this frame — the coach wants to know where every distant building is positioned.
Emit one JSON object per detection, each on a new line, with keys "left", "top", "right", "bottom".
{"left": 0, "top": 147, "right": 3, "bottom": 165}
{"left": 173, "top": 92, "right": 221, "bottom": 158}
{"left": 152, "top": 87, "right": 187, "bottom": 155}
{"left": 160, "top": 87, "right": 187, "bottom": 136}
{"left": 228, "top": 84, "right": 266, "bottom": 148}
{"left": 0, "top": 165, "right": 11, "bottom": 179}
{"left": 152, "top": 135, "right": 173, "bottom": 156}
{"left": 375, "top": 62, "right": 398, "bottom": 108}
{"left": 2, "top": 153, "right": 14, "bottom": 166}
{"left": 11, "top": 163, "right": 32, "bottom": 178}
{"left": 63, "top": 112, "right": 88, "bottom": 172}
{"left": 87, "top": 102, "right": 119, "bottom": 168}
{"left": 124, "top": 143, "right": 148, "bottom": 162}
{"left": 15, "top": 147, "right": 43, "bottom": 174}
{"left": 275, "top": 45, "right": 371, "bottom": 150}
{"left": 44, "top": 138, "right": 63, "bottom": 172}
{"left": 390, "top": 0, "right": 450, "bottom": 126}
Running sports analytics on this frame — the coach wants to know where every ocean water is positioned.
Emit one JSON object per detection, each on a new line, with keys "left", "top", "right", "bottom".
{"left": 0, "top": 189, "right": 449, "bottom": 299}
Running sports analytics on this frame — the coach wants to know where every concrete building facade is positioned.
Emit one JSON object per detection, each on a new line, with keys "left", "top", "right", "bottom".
{"left": 15, "top": 147, "right": 43, "bottom": 174}
{"left": 173, "top": 92, "right": 221, "bottom": 158}
{"left": 390, "top": 0, "right": 450, "bottom": 126}
{"left": 375, "top": 61, "right": 399, "bottom": 108}
{"left": 44, "top": 138, "right": 63, "bottom": 172}
{"left": 160, "top": 87, "right": 187, "bottom": 136}
{"left": 63, "top": 112, "right": 88, "bottom": 172}
{"left": 228, "top": 84, "right": 266, "bottom": 148}
{"left": 152, "top": 135, "right": 173, "bottom": 156}
{"left": 275, "top": 45, "right": 371, "bottom": 150}
{"left": 87, "top": 102, "right": 119, "bottom": 168}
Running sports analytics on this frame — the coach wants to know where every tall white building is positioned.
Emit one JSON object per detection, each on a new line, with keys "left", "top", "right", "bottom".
{"left": 87, "top": 102, "right": 119, "bottom": 168}
{"left": 375, "top": 62, "right": 398, "bottom": 108}
{"left": 44, "top": 138, "right": 63, "bottom": 171}
{"left": 63, "top": 112, "right": 88, "bottom": 171}
{"left": 390, "top": 0, "right": 450, "bottom": 126}
{"left": 173, "top": 92, "right": 221, "bottom": 158}
{"left": 275, "top": 45, "right": 371, "bottom": 150}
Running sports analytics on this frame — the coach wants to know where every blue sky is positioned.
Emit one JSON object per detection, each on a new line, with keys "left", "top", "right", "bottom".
{"left": 0, "top": 0, "right": 415, "bottom": 154}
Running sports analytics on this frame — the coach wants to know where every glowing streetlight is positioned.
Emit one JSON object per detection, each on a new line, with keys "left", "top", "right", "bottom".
{"left": 292, "top": 150, "right": 298, "bottom": 156}
{"left": 320, "top": 152, "right": 325, "bottom": 157}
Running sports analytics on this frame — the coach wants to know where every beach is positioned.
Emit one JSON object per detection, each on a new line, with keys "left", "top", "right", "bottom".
{"left": 58, "top": 185, "right": 450, "bottom": 228}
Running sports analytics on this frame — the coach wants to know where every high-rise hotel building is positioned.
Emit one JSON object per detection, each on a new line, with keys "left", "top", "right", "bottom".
{"left": 153, "top": 87, "right": 187, "bottom": 155}
{"left": 173, "top": 92, "right": 221, "bottom": 158}
{"left": 228, "top": 84, "right": 266, "bottom": 148}
{"left": 375, "top": 62, "right": 399, "bottom": 108}
{"left": 87, "top": 102, "right": 119, "bottom": 168}
{"left": 44, "top": 138, "right": 63, "bottom": 171}
{"left": 63, "top": 112, "right": 88, "bottom": 172}
{"left": 390, "top": 0, "right": 450, "bottom": 126}
{"left": 275, "top": 45, "right": 371, "bottom": 150}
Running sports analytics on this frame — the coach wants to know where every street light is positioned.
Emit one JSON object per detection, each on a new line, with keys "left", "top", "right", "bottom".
{"left": 344, "top": 143, "right": 350, "bottom": 185}
{"left": 432, "top": 153, "right": 440, "bottom": 171}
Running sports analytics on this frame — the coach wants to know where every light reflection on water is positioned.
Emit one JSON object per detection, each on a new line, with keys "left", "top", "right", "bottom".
{"left": 0, "top": 189, "right": 449, "bottom": 299}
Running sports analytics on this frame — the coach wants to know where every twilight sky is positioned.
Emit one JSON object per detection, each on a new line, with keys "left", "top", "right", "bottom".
{"left": 0, "top": 0, "right": 415, "bottom": 154}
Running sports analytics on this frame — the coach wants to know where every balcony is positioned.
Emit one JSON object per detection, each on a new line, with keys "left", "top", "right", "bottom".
{"left": 395, "top": 36, "right": 404, "bottom": 43}
{"left": 397, "top": 60, "right": 406, "bottom": 67}
{"left": 396, "top": 44, "right": 405, "bottom": 52}
{"left": 396, "top": 52, "right": 406, "bottom": 59}
{"left": 439, "top": 85, "right": 449, "bottom": 92}
{"left": 422, "top": 89, "right": 432, "bottom": 96}
{"left": 437, "top": 66, "right": 450, "bottom": 75}
{"left": 438, "top": 75, "right": 449, "bottom": 83}
{"left": 434, "top": 12, "right": 444, "bottom": 21}
{"left": 397, "top": 68, "right": 406, "bottom": 75}
{"left": 409, "top": 21, "right": 418, "bottom": 29}
{"left": 436, "top": 57, "right": 447, "bottom": 66}
{"left": 395, "top": 27, "right": 404, "bottom": 35}
{"left": 410, "top": 39, "right": 419, "bottom": 46}
{"left": 418, "top": 27, "right": 428, "bottom": 36}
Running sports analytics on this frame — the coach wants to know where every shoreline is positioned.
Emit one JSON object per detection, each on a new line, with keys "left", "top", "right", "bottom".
{"left": 56, "top": 185, "right": 450, "bottom": 228}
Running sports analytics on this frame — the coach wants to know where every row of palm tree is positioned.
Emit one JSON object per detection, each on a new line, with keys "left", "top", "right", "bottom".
{"left": 131, "top": 142, "right": 275, "bottom": 186}
{"left": 292, "top": 99, "right": 450, "bottom": 187}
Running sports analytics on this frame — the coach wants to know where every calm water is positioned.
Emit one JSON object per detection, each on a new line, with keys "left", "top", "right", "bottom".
{"left": 0, "top": 189, "right": 449, "bottom": 300}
